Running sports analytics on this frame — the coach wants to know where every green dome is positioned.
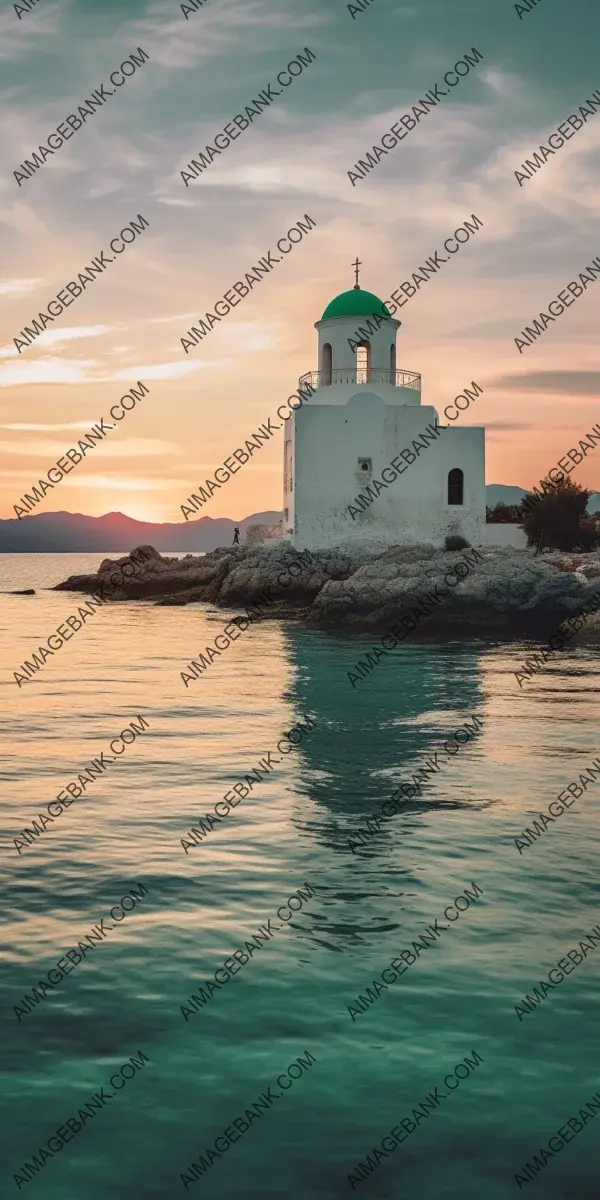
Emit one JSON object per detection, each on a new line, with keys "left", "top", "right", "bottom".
{"left": 321, "top": 288, "right": 391, "bottom": 321}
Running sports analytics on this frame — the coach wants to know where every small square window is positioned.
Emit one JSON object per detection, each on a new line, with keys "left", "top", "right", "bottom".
{"left": 358, "top": 457, "right": 372, "bottom": 473}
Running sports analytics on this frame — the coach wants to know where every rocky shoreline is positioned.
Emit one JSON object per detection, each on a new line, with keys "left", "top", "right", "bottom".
{"left": 51, "top": 541, "right": 600, "bottom": 639}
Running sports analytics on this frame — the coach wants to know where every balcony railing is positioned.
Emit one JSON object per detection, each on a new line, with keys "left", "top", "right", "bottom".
{"left": 298, "top": 368, "right": 421, "bottom": 390}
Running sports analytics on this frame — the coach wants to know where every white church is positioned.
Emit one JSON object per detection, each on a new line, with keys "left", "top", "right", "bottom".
{"left": 282, "top": 266, "right": 485, "bottom": 551}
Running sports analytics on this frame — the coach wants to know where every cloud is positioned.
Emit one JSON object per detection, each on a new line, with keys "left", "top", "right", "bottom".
{"left": 490, "top": 370, "right": 600, "bottom": 395}
{"left": 0, "top": 437, "right": 180, "bottom": 459}
{"left": 0, "top": 357, "right": 98, "bottom": 387}
{"left": 147, "top": 312, "right": 199, "bottom": 325}
{"left": 169, "top": 321, "right": 281, "bottom": 354}
{"left": 0, "top": 468, "right": 54, "bottom": 482}
{"left": 0, "top": 2, "right": 64, "bottom": 62}
{"left": 0, "top": 277, "right": 44, "bottom": 297}
{"left": 0, "top": 326, "right": 114, "bottom": 361}
{"left": 65, "top": 475, "right": 184, "bottom": 491}
{"left": 1, "top": 421, "right": 99, "bottom": 431}
{"left": 0, "top": 354, "right": 227, "bottom": 387}
{"left": 107, "top": 360, "right": 225, "bottom": 381}
{"left": 484, "top": 421, "right": 536, "bottom": 430}
{"left": 125, "top": 0, "right": 326, "bottom": 74}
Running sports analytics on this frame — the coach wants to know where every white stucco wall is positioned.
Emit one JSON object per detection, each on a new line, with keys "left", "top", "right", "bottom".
{"left": 290, "top": 389, "right": 485, "bottom": 550}
{"left": 246, "top": 522, "right": 283, "bottom": 545}
{"left": 485, "top": 523, "right": 527, "bottom": 549}
{"left": 295, "top": 380, "right": 422, "bottom": 407}
{"left": 284, "top": 383, "right": 422, "bottom": 536}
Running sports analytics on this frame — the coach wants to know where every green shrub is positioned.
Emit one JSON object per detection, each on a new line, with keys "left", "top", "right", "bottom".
{"left": 445, "top": 534, "right": 470, "bottom": 551}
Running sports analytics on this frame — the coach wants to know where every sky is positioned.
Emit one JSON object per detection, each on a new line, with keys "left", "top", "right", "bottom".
{"left": 1, "top": 0, "right": 600, "bottom": 524}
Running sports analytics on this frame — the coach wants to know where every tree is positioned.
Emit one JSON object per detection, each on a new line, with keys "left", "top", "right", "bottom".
{"left": 521, "top": 475, "right": 592, "bottom": 551}
{"left": 486, "top": 502, "right": 521, "bottom": 523}
{"left": 575, "top": 515, "right": 600, "bottom": 552}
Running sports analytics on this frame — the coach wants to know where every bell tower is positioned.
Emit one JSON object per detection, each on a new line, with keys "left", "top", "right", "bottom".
{"left": 312, "top": 262, "right": 407, "bottom": 387}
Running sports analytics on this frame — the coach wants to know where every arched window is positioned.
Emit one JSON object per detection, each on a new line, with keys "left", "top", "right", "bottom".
{"left": 356, "top": 340, "right": 371, "bottom": 383}
{"left": 448, "top": 468, "right": 464, "bottom": 505}
{"left": 322, "top": 342, "right": 332, "bottom": 384}
{"left": 389, "top": 342, "right": 396, "bottom": 383}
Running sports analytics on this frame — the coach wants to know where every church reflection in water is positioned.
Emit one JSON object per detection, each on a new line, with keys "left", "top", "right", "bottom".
{"left": 278, "top": 623, "right": 487, "bottom": 858}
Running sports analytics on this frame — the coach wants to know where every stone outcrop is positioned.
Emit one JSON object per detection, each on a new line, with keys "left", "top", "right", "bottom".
{"left": 245, "top": 521, "right": 283, "bottom": 545}
{"left": 52, "top": 542, "right": 600, "bottom": 637}
{"left": 311, "top": 545, "right": 595, "bottom": 630}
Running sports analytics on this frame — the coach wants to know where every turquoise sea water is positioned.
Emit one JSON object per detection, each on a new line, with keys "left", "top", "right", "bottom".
{"left": 1, "top": 554, "right": 600, "bottom": 1199}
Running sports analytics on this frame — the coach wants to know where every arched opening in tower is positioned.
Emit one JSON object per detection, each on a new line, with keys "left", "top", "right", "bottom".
{"left": 356, "top": 341, "right": 371, "bottom": 384}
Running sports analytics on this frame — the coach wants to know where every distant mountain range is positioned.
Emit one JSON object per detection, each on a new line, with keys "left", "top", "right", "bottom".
{"left": 0, "top": 488, "right": 598, "bottom": 552}
{"left": 0, "top": 510, "right": 283, "bottom": 553}
{"left": 487, "top": 485, "right": 600, "bottom": 510}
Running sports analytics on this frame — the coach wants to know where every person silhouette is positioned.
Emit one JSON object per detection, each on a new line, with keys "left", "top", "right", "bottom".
{"left": 232, "top": 527, "right": 240, "bottom": 545}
